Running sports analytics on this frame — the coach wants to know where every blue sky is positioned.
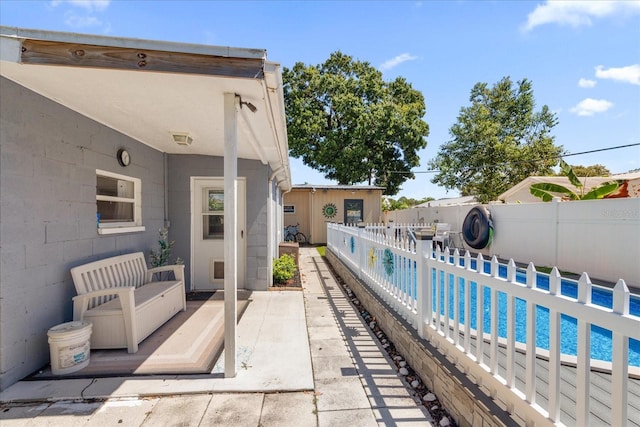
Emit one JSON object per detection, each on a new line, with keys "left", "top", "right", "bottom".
{"left": 1, "top": 0, "right": 639, "bottom": 200}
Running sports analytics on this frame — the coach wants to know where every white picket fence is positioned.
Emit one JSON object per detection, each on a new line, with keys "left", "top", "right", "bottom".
{"left": 327, "top": 222, "right": 640, "bottom": 426}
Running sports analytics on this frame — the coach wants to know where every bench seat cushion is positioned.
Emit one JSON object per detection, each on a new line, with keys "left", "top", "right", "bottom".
{"left": 84, "top": 281, "right": 181, "bottom": 315}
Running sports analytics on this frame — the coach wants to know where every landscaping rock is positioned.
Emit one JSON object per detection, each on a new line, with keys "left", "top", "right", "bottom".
{"left": 424, "top": 393, "right": 437, "bottom": 402}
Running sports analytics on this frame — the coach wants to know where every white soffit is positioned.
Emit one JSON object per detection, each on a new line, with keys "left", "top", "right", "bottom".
{"left": 0, "top": 26, "right": 291, "bottom": 189}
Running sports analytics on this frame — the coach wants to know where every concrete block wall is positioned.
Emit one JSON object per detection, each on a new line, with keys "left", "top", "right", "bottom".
{"left": 0, "top": 77, "right": 165, "bottom": 390}
{"left": 326, "top": 249, "right": 518, "bottom": 427}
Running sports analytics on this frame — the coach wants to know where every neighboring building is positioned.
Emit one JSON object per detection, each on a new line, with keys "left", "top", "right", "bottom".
{"left": 0, "top": 27, "right": 291, "bottom": 390}
{"left": 284, "top": 185, "right": 384, "bottom": 244}
{"left": 498, "top": 172, "right": 640, "bottom": 203}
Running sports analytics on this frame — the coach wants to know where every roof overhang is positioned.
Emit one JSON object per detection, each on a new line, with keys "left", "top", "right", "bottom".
{"left": 0, "top": 26, "right": 291, "bottom": 191}
{"left": 291, "top": 184, "right": 385, "bottom": 191}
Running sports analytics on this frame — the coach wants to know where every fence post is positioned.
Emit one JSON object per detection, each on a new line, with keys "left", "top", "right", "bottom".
{"left": 575, "top": 273, "right": 592, "bottom": 427}
{"left": 357, "top": 224, "right": 366, "bottom": 281}
{"left": 612, "top": 279, "right": 630, "bottom": 427}
{"left": 553, "top": 197, "right": 560, "bottom": 268}
{"left": 415, "top": 229, "right": 432, "bottom": 339}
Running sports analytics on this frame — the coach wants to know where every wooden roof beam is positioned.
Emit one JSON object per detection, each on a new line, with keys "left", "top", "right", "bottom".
{"left": 19, "top": 39, "right": 264, "bottom": 79}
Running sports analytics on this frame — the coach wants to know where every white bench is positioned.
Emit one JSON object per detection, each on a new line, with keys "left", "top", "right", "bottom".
{"left": 71, "top": 252, "right": 186, "bottom": 353}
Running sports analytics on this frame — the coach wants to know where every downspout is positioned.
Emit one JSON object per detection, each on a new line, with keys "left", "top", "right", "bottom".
{"left": 269, "top": 168, "right": 289, "bottom": 287}
{"left": 310, "top": 188, "right": 316, "bottom": 244}
{"left": 163, "top": 153, "right": 170, "bottom": 229}
{"left": 263, "top": 63, "right": 292, "bottom": 281}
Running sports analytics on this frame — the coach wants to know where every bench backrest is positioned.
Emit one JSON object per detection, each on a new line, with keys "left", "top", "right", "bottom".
{"left": 71, "top": 252, "right": 149, "bottom": 309}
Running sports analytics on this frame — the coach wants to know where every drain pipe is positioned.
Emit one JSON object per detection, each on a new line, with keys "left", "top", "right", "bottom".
{"left": 163, "top": 152, "right": 170, "bottom": 229}
{"left": 269, "top": 167, "right": 289, "bottom": 287}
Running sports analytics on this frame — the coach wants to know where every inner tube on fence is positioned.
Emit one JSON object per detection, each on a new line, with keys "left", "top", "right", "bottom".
{"left": 462, "top": 206, "right": 494, "bottom": 250}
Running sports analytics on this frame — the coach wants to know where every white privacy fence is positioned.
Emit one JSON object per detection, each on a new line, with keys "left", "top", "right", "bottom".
{"left": 383, "top": 197, "right": 640, "bottom": 286}
{"left": 327, "top": 222, "right": 640, "bottom": 426}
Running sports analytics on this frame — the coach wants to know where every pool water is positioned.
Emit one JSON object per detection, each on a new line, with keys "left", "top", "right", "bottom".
{"left": 430, "top": 259, "right": 640, "bottom": 367}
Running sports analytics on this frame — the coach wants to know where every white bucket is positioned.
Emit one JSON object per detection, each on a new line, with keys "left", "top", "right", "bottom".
{"left": 47, "top": 321, "right": 92, "bottom": 375}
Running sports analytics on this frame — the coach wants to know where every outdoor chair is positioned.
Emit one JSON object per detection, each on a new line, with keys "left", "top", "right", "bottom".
{"left": 432, "top": 223, "right": 451, "bottom": 250}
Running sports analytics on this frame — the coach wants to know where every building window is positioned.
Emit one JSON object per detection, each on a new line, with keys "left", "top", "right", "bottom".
{"left": 284, "top": 205, "right": 295, "bottom": 214}
{"left": 203, "top": 189, "right": 224, "bottom": 240}
{"left": 344, "top": 199, "right": 363, "bottom": 224}
{"left": 96, "top": 169, "right": 144, "bottom": 234}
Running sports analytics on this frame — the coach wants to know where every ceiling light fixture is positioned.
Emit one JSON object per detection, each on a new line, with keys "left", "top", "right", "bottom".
{"left": 171, "top": 132, "right": 193, "bottom": 146}
{"left": 235, "top": 93, "right": 257, "bottom": 113}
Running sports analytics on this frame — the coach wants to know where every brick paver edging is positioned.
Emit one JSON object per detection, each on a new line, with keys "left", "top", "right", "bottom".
{"left": 326, "top": 249, "right": 520, "bottom": 427}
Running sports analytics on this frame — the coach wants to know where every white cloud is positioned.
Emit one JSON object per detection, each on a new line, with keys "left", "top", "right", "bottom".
{"left": 51, "top": 0, "right": 110, "bottom": 30}
{"left": 595, "top": 64, "right": 640, "bottom": 85}
{"left": 570, "top": 98, "right": 614, "bottom": 116}
{"left": 379, "top": 53, "right": 418, "bottom": 71}
{"left": 64, "top": 13, "right": 102, "bottom": 28}
{"left": 51, "top": 0, "right": 110, "bottom": 12}
{"left": 578, "top": 78, "right": 597, "bottom": 88}
{"left": 522, "top": 0, "right": 640, "bottom": 32}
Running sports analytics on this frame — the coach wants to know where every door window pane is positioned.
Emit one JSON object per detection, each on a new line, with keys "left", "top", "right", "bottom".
{"left": 203, "top": 215, "right": 224, "bottom": 239}
{"left": 207, "top": 190, "right": 224, "bottom": 212}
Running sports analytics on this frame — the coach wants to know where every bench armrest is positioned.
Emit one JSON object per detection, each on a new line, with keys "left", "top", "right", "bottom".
{"left": 72, "top": 287, "right": 135, "bottom": 321}
{"left": 73, "top": 286, "right": 139, "bottom": 353}
{"left": 147, "top": 264, "right": 185, "bottom": 282}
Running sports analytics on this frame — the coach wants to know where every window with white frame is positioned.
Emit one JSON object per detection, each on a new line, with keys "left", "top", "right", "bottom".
{"left": 96, "top": 169, "right": 144, "bottom": 234}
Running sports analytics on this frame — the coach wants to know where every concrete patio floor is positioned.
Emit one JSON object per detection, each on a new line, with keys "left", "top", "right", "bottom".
{"left": 0, "top": 247, "right": 433, "bottom": 426}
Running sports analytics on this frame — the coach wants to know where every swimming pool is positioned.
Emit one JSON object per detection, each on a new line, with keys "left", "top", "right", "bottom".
{"left": 431, "top": 259, "right": 640, "bottom": 367}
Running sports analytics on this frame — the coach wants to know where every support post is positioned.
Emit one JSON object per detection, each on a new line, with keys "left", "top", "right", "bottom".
{"left": 223, "top": 92, "right": 238, "bottom": 378}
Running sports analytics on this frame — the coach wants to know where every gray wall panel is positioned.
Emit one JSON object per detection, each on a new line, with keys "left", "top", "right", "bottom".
{"left": 0, "top": 77, "right": 166, "bottom": 390}
{"left": 1, "top": 75, "right": 278, "bottom": 391}
{"left": 167, "top": 155, "right": 270, "bottom": 291}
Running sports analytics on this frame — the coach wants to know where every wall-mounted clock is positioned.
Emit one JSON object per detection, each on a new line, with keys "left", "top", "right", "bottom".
{"left": 117, "top": 148, "right": 131, "bottom": 167}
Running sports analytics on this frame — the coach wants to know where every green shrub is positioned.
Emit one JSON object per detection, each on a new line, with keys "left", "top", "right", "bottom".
{"left": 273, "top": 254, "right": 296, "bottom": 284}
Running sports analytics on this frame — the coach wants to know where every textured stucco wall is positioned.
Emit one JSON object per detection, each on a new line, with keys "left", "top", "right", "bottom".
{"left": 0, "top": 77, "right": 166, "bottom": 390}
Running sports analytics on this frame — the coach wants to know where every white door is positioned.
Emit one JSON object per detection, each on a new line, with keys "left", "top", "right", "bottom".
{"left": 191, "top": 177, "right": 246, "bottom": 291}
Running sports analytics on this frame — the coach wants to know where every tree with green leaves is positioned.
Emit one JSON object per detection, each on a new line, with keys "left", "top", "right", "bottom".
{"left": 530, "top": 159, "right": 619, "bottom": 201}
{"left": 556, "top": 164, "right": 610, "bottom": 177}
{"left": 382, "top": 196, "right": 434, "bottom": 211}
{"left": 283, "top": 51, "right": 429, "bottom": 195}
{"left": 429, "top": 77, "right": 562, "bottom": 203}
